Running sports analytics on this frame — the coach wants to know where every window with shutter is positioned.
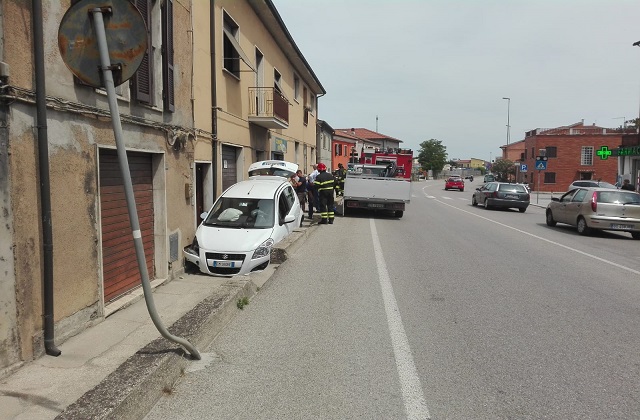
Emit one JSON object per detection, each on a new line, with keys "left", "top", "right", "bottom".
{"left": 162, "top": 0, "right": 175, "bottom": 112}
{"left": 133, "top": 0, "right": 153, "bottom": 104}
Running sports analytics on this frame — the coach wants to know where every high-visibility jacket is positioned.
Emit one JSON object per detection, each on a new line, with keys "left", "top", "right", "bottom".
{"left": 314, "top": 171, "right": 335, "bottom": 192}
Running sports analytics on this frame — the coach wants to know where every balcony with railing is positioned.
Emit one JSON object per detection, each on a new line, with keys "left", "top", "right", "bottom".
{"left": 248, "top": 87, "right": 289, "bottom": 129}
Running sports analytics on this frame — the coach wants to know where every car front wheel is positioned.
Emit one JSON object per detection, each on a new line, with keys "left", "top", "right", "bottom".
{"left": 631, "top": 232, "right": 640, "bottom": 240}
{"left": 577, "top": 217, "right": 591, "bottom": 236}
{"left": 472, "top": 196, "right": 478, "bottom": 206}
{"left": 484, "top": 199, "right": 492, "bottom": 210}
{"left": 546, "top": 210, "right": 557, "bottom": 226}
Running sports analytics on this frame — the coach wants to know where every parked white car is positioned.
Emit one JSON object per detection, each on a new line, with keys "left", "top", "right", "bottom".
{"left": 183, "top": 176, "right": 303, "bottom": 276}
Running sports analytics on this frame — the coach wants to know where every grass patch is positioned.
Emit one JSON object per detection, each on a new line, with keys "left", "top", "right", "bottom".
{"left": 237, "top": 297, "right": 249, "bottom": 309}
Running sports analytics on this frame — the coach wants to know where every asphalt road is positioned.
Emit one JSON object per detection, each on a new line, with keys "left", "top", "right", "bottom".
{"left": 145, "top": 179, "right": 640, "bottom": 420}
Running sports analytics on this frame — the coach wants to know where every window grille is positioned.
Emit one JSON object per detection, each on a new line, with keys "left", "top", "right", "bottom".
{"left": 581, "top": 146, "right": 593, "bottom": 165}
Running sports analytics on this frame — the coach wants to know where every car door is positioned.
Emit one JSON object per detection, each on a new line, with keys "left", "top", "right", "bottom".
{"left": 274, "top": 184, "right": 298, "bottom": 238}
{"left": 474, "top": 183, "right": 488, "bottom": 202}
{"left": 554, "top": 189, "right": 580, "bottom": 224}
{"left": 281, "top": 184, "right": 300, "bottom": 234}
{"left": 567, "top": 189, "right": 589, "bottom": 224}
{"left": 483, "top": 182, "right": 496, "bottom": 203}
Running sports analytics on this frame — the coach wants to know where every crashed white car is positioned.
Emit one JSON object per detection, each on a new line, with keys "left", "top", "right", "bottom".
{"left": 183, "top": 176, "right": 303, "bottom": 276}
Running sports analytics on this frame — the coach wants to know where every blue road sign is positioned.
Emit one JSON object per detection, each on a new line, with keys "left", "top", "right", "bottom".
{"left": 521, "top": 164, "right": 528, "bottom": 172}
{"left": 535, "top": 161, "right": 547, "bottom": 170}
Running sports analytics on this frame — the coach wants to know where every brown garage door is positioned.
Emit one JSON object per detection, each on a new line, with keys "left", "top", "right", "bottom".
{"left": 221, "top": 145, "right": 237, "bottom": 191}
{"left": 99, "top": 149, "right": 155, "bottom": 302}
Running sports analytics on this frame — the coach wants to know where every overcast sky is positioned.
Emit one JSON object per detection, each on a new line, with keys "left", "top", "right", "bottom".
{"left": 273, "top": 0, "right": 640, "bottom": 161}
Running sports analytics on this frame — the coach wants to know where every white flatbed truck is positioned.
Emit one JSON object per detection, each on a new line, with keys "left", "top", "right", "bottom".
{"left": 336, "top": 163, "right": 411, "bottom": 218}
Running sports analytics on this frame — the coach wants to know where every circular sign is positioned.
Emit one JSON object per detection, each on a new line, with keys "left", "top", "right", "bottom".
{"left": 58, "top": 0, "right": 147, "bottom": 88}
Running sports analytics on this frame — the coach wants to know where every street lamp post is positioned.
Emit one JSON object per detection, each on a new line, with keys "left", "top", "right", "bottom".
{"left": 502, "top": 97, "right": 511, "bottom": 145}
{"left": 633, "top": 41, "right": 640, "bottom": 133}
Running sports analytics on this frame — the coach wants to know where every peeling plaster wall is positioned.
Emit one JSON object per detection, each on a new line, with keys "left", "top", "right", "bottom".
{"left": 1, "top": 0, "right": 196, "bottom": 369}
{"left": 0, "top": 0, "right": 20, "bottom": 372}
{"left": 0, "top": 100, "right": 20, "bottom": 371}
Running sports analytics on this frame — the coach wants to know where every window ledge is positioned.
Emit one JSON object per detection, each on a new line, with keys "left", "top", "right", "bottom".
{"left": 222, "top": 68, "right": 241, "bottom": 81}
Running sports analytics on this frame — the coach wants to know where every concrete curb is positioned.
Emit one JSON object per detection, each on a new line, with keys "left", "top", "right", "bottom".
{"left": 53, "top": 222, "right": 317, "bottom": 420}
{"left": 55, "top": 280, "right": 255, "bottom": 420}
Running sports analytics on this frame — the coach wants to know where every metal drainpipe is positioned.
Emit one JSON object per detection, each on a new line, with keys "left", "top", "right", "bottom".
{"left": 210, "top": 0, "right": 218, "bottom": 199}
{"left": 33, "top": 0, "right": 60, "bottom": 357}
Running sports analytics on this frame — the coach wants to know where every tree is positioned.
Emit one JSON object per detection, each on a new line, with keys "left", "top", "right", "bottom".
{"left": 417, "top": 139, "right": 447, "bottom": 178}
{"left": 491, "top": 158, "right": 515, "bottom": 181}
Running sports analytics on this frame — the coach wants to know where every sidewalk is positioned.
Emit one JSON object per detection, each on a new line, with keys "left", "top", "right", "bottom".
{"left": 528, "top": 191, "right": 558, "bottom": 208}
{"left": 0, "top": 215, "right": 320, "bottom": 420}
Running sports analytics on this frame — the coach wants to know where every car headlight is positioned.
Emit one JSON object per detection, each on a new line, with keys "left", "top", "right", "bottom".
{"left": 251, "top": 238, "right": 275, "bottom": 259}
{"left": 184, "top": 237, "right": 199, "bottom": 256}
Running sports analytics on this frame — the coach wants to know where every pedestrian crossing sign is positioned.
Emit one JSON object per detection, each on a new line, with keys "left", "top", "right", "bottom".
{"left": 535, "top": 161, "right": 547, "bottom": 170}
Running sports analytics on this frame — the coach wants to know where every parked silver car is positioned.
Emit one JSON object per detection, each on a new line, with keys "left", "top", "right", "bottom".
{"left": 472, "top": 182, "right": 530, "bottom": 212}
{"left": 568, "top": 180, "right": 617, "bottom": 189}
{"left": 545, "top": 187, "right": 640, "bottom": 239}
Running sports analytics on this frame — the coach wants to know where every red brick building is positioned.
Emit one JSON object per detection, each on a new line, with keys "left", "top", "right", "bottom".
{"left": 506, "top": 121, "right": 622, "bottom": 192}
{"left": 332, "top": 128, "right": 385, "bottom": 171}
{"left": 331, "top": 130, "right": 357, "bottom": 171}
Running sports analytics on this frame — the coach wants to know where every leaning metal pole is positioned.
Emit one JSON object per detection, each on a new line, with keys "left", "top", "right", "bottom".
{"left": 90, "top": 8, "right": 200, "bottom": 360}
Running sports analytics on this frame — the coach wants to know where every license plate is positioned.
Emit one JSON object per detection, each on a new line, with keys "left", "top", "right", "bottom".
{"left": 213, "top": 260, "right": 235, "bottom": 268}
{"left": 368, "top": 203, "right": 384, "bottom": 208}
{"left": 610, "top": 224, "right": 633, "bottom": 230}
{"left": 505, "top": 194, "right": 518, "bottom": 199}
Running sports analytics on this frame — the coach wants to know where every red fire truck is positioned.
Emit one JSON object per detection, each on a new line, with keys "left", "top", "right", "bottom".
{"left": 350, "top": 146, "right": 413, "bottom": 179}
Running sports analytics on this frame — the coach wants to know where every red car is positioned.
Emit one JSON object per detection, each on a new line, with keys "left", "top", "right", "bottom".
{"left": 445, "top": 176, "right": 464, "bottom": 191}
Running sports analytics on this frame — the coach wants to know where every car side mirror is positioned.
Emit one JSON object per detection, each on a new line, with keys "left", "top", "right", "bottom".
{"left": 200, "top": 212, "right": 208, "bottom": 220}
{"left": 551, "top": 197, "right": 559, "bottom": 202}
{"left": 476, "top": 188, "right": 481, "bottom": 191}
{"left": 283, "top": 214, "right": 295, "bottom": 224}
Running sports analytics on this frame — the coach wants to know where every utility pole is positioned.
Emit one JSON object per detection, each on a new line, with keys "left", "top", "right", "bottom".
{"left": 502, "top": 97, "right": 511, "bottom": 145}
{"left": 634, "top": 41, "right": 640, "bottom": 133}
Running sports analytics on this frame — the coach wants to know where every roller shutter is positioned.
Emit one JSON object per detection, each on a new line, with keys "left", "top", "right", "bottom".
{"left": 99, "top": 149, "right": 155, "bottom": 302}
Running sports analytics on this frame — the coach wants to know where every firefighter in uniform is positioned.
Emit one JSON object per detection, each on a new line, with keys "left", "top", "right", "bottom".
{"left": 334, "top": 163, "right": 347, "bottom": 196}
{"left": 314, "top": 163, "right": 335, "bottom": 224}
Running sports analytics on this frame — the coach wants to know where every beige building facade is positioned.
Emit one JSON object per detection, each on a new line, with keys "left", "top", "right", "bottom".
{"left": 0, "top": 0, "right": 324, "bottom": 374}
{"left": 1, "top": 0, "right": 196, "bottom": 370}
{"left": 189, "top": 0, "right": 325, "bottom": 225}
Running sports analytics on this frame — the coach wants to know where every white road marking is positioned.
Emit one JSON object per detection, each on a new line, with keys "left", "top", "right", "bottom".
{"left": 425, "top": 193, "right": 640, "bottom": 277}
{"left": 370, "top": 219, "right": 431, "bottom": 419}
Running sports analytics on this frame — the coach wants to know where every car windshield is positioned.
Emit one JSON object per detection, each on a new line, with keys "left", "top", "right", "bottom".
{"left": 597, "top": 181, "right": 617, "bottom": 189}
{"left": 203, "top": 197, "right": 275, "bottom": 228}
{"left": 248, "top": 168, "right": 295, "bottom": 178}
{"left": 448, "top": 177, "right": 461, "bottom": 182}
{"left": 498, "top": 184, "right": 527, "bottom": 193}
{"left": 350, "top": 165, "right": 388, "bottom": 177}
{"left": 597, "top": 191, "right": 640, "bottom": 205}
{"left": 573, "top": 181, "right": 617, "bottom": 189}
